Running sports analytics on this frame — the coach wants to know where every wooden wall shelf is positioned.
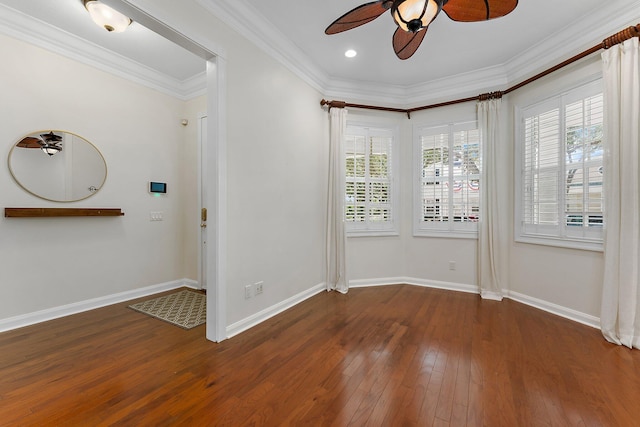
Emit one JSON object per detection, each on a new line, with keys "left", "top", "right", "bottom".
{"left": 4, "top": 208, "right": 125, "bottom": 218}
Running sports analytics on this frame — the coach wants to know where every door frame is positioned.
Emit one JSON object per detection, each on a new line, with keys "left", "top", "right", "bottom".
{"left": 197, "top": 113, "right": 207, "bottom": 291}
{"left": 106, "top": 0, "right": 227, "bottom": 342}
{"left": 205, "top": 57, "right": 228, "bottom": 342}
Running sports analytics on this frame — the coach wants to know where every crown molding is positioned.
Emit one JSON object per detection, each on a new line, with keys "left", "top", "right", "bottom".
{"left": 3, "top": 0, "right": 638, "bottom": 106}
{"left": 504, "top": 0, "right": 640, "bottom": 87}
{"left": 180, "top": 71, "right": 208, "bottom": 99}
{"left": 196, "top": 0, "right": 640, "bottom": 107}
{"left": 195, "top": 0, "right": 329, "bottom": 94}
{"left": 323, "top": 63, "right": 508, "bottom": 108}
{"left": 0, "top": 3, "right": 206, "bottom": 101}
{"left": 404, "top": 63, "right": 509, "bottom": 107}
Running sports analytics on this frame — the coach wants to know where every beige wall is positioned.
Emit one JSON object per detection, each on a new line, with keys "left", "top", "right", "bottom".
{"left": 506, "top": 56, "right": 605, "bottom": 317}
{"left": 345, "top": 56, "right": 605, "bottom": 320}
{"left": 0, "top": 0, "right": 612, "bottom": 331}
{"left": 0, "top": 33, "right": 190, "bottom": 318}
{"left": 94, "top": 0, "right": 330, "bottom": 326}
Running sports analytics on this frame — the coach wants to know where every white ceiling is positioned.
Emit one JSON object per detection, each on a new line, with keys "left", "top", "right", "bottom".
{"left": 244, "top": 0, "right": 604, "bottom": 86}
{"left": 1, "top": 0, "right": 639, "bottom": 104}
{"left": 0, "top": 0, "right": 205, "bottom": 80}
{"left": 0, "top": 0, "right": 207, "bottom": 99}
{"left": 207, "top": 0, "right": 640, "bottom": 102}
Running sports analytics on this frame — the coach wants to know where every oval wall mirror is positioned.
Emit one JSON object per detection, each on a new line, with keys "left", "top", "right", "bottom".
{"left": 8, "top": 130, "right": 107, "bottom": 202}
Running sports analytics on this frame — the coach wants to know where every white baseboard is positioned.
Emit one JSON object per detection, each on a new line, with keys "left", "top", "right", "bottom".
{"left": 480, "top": 290, "right": 504, "bottom": 301}
{"left": 349, "top": 276, "right": 478, "bottom": 294}
{"left": 504, "top": 289, "right": 600, "bottom": 329}
{"left": 1, "top": 276, "right": 600, "bottom": 337}
{"left": 226, "top": 282, "right": 326, "bottom": 339}
{"left": 348, "top": 277, "right": 600, "bottom": 329}
{"left": 0, "top": 278, "right": 199, "bottom": 333}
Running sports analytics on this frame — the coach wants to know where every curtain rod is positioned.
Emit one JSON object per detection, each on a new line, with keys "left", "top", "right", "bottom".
{"left": 320, "top": 23, "right": 640, "bottom": 119}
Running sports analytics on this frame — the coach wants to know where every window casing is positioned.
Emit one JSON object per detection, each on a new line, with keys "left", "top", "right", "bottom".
{"left": 515, "top": 79, "right": 604, "bottom": 250}
{"left": 344, "top": 124, "right": 398, "bottom": 236}
{"left": 414, "top": 121, "right": 480, "bottom": 237}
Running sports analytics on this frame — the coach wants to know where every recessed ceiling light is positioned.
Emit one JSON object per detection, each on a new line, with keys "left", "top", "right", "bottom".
{"left": 345, "top": 49, "right": 357, "bottom": 58}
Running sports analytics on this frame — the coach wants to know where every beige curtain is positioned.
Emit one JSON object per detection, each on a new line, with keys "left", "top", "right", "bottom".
{"left": 601, "top": 37, "right": 640, "bottom": 348}
{"left": 326, "top": 108, "right": 348, "bottom": 293}
{"left": 477, "top": 98, "right": 507, "bottom": 300}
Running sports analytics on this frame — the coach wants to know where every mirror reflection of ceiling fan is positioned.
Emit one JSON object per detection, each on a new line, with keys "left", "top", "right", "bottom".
{"left": 16, "top": 131, "right": 63, "bottom": 156}
{"left": 325, "top": 0, "right": 518, "bottom": 60}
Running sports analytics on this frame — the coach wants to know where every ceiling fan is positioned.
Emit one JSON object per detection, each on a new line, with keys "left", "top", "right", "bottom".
{"left": 16, "top": 131, "right": 63, "bottom": 156}
{"left": 325, "top": 0, "right": 518, "bottom": 60}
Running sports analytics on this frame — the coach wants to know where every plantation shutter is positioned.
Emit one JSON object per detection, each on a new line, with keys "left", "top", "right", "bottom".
{"left": 419, "top": 125, "right": 450, "bottom": 225}
{"left": 522, "top": 101, "right": 561, "bottom": 236}
{"left": 345, "top": 125, "right": 395, "bottom": 233}
{"left": 564, "top": 92, "right": 604, "bottom": 237}
{"left": 519, "top": 79, "right": 603, "bottom": 245}
{"left": 417, "top": 122, "right": 480, "bottom": 235}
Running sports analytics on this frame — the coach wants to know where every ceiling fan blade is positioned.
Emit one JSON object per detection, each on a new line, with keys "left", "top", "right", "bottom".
{"left": 325, "top": 1, "right": 390, "bottom": 35}
{"left": 16, "top": 137, "right": 44, "bottom": 149}
{"left": 393, "top": 27, "right": 428, "bottom": 60}
{"left": 443, "top": 0, "right": 518, "bottom": 22}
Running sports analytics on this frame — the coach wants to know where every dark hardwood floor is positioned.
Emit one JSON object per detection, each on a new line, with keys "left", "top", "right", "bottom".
{"left": 1, "top": 285, "right": 639, "bottom": 426}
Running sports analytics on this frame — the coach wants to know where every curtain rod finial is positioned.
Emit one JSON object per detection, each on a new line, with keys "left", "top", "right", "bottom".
{"left": 320, "top": 99, "right": 347, "bottom": 110}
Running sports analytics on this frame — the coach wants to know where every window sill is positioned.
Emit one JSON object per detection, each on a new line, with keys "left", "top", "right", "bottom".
{"left": 515, "top": 235, "right": 603, "bottom": 252}
{"left": 413, "top": 230, "right": 478, "bottom": 239}
{"left": 347, "top": 229, "right": 400, "bottom": 238}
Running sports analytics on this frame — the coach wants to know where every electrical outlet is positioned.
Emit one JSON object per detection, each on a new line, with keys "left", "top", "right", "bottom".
{"left": 449, "top": 261, "right": 456, "bottom": 271}
{"left": 244, "top": 284, "right": 252, "bottom": 299}
{"left": 255, "top": 281, "right": 264, "bottom": 295}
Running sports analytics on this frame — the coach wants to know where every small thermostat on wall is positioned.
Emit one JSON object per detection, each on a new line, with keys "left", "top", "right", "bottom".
{"left": 149, "top": 181, "right": 167, "bottom": 194}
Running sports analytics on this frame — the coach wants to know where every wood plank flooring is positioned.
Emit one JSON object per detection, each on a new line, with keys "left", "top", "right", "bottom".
{"left": 1, "top": 285, "right": 639, "bottom": 426}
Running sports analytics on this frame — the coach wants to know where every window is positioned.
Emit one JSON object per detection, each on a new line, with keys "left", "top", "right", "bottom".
{"left": 516, "top": 79, "right": 603, "bottom": 250}
{"left": 414, "top": 121, "right": 480, "bottom": 237}
{"left": 344, "top": 124, "right": 398, "bottom": 236}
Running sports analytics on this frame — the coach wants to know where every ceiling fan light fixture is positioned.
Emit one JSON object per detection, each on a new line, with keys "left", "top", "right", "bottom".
{"left": 83, "top": 0, "right": 132, "bottom": 33}
{"left": 41, "top": 144, "right": 62, "bottom": 156}
{"left": 392, "top": 0, "right": 443, "bottom": 33}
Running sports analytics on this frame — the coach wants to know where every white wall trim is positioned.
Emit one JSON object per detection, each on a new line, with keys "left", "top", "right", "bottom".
{"left": 193, "top": 0, "right": 640, "bottom": 107}
{"left": 2, "top": 1, "right": 638, "bottom": 107}
{"left": 180, "top": 71, "right": 208, "bottom": 100}
{"left": 226, "top": 282, "right": 326, "bottom": 339}
{"left": 0, "top": 279, "right": 199, "bottom": 334}
{"left": 325, "top": 64, "right": 509, "bottom": 109}
{"left": 0, "top": 3, "right": 206, "bottom": 101}
{"left": 504, "top": 290, "right": 600, "bottom": 330}
{"left": 349, "top": 277, "right": 600, "bottom": 329}
{"left": 349, "top": 277, "right": 478, "bottom": 294}
{"left": 195, "top": 0, "right": 327, "bottom": 94}
{"left": 504, "top": 0, "right": 640, "bottom": 87}
{"left": 0, "top": 276, "right": 601, "bottom": 337}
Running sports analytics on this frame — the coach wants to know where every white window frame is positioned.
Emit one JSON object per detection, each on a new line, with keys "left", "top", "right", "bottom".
{"left": 344, "top": 122, "right": 399, "bottom": 237}
{"left": 413, "top": 121, "right": 480, "bottom": 238}
{"left": 515, "top": 79, "right": 604, "bottom": 251}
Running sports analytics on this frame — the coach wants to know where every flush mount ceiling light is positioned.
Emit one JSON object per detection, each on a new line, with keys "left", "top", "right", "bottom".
{"left": 83, "top": 0, "right": 132, "bottom": 33}
{"left": 326, "top": 0, "right": 518, "bottom": 60}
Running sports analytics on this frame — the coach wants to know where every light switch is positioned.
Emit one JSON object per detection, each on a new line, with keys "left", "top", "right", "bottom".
{"left": 150, "top": 211, "right": 164, "bottom": 221}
